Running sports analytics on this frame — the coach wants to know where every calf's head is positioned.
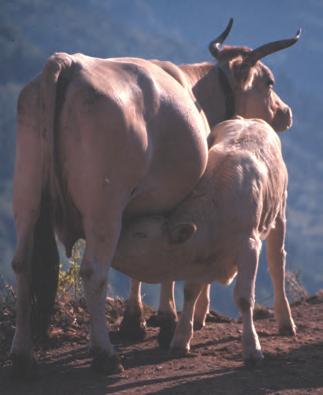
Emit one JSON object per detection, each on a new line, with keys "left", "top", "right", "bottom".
{"left": 118, "top": 215, "right": 197, "bottom": 266}
{"left": 209, "top": 20, "right": 300, "bottom": 131}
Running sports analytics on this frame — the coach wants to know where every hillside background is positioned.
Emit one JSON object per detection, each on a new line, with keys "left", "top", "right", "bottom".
{"left": 0, "top": 0, "right": 322, "bottom": 315}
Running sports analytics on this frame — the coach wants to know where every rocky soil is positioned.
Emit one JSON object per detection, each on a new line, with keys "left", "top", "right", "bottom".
{"left": 1, "top": 293, "right": 323, "bottom": 394}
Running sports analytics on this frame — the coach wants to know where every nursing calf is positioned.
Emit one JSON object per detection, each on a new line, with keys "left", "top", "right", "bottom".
{"left": 115, "top": 117, "right": 296, "bottom": 363}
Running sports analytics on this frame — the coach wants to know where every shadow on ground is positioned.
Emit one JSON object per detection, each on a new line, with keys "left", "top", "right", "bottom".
{"left": 1, "top": 339, "right": 323, "bottom": 395}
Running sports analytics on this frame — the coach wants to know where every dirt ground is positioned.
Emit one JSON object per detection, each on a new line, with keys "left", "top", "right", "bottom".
{"left": 1, "top": 293, "right": 323, "bottom": 395}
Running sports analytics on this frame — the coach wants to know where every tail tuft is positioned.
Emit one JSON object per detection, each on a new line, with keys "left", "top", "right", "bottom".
{"left": 31, "top": 196, "right": 59, "bottom": 342}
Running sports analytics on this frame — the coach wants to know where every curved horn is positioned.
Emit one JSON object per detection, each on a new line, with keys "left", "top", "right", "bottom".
{"left": 246, "top": 29, "right": 301, "bottom": 65}
{"left": 209, "top": 18, "right": 234, "bottom": 59}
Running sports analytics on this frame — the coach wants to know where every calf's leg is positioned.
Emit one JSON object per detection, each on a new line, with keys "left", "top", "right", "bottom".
{"left": 155, "top": 281, "right": 178, "bottom": 349}
{"left": 266, "top": 208, "right": 296, "bottom": 336}
{"left": 170, "top": 282, "right": 203, "bottom": 355}
{"left": 194, "top": 283, "right": 211, "bottom": 330}
{"left": 234, "top": 236, "right": 263, "bottom": 365}
{"left": 119, "top": 279, "right": 146, "bottom": 341}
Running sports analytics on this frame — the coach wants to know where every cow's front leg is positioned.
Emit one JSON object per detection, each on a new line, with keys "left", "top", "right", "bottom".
{"left": 80, "top": 212, "right": 123, "bottom": 374}
{"left": 119, "top": 279, "right": 146, "bottom": 342}
{"left": 266, "top": 205, "right": 296, "bottom": 336}
{"left": 194, "top": 283, "right": 211, "bottom": 330}
{"left": 170, "top": 282, "right": 203, "bottom": 355}
{"left": 234, "top": 236, "right": 263, "bottom": 366}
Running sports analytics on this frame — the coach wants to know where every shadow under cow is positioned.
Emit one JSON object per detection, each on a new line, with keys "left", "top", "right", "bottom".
{"left": 147, "top": 341, "right": 323, "bottom": 395}
{"left": 2, "top": 340, "right": 323, "bottom": 395}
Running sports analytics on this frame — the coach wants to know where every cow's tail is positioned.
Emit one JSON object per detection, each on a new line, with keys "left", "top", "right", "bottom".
{"left": 31, "top": 195, "right": 59, "bottom": 341}
{"left": 31, "top": 53, "right": 73, "bottom": 341}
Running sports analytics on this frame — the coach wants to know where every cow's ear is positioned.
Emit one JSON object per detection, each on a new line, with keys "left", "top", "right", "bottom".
{"left": 231, "top": 59, "right": 256, "bottom": 90}
{"left": 168, "top": 223, "right": 197, "bottom": 244}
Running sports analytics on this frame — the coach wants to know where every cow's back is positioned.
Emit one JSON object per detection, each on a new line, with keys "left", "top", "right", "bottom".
{"left": 207, "top": 118, "right": 287, "bottom": 239}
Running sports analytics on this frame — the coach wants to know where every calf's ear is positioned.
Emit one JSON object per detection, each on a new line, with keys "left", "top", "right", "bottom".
{"left": 168, "top": 223, "right": 197, "bottom": 244}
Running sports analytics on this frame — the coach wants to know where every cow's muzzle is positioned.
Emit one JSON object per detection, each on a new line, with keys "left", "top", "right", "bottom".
{"left": 272, "top": 106, "right": 293, "bottom": 132}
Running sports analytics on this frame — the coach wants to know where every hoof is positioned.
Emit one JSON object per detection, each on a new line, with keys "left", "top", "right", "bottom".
{"left": 156, "top": 312, "right": 177, "bottom": 349}
{"left": 147, "top": 313, "right": 163, "bottom": 328}
{"left": 279, "top": 324, "right": 297, "bottom": 337}
{"left": 193, "top": 320, "right": 205, "bottom": 331}
{"left": 169, "top": 346, "right": 190, "bottom": 358}
{"left": 243, "top": 350, "right": 264, "bottom": 368}
{"left": 10, "top": 354, "right": 37, "bottom": 380}
{"left": 119, "top": 312, "right": 146, "bottom": 343}
{"left": 91, "top": 352, "right": 124, "bottom": 375}
{"left": 158, "top": 321, "right": 177, "bottom": 349}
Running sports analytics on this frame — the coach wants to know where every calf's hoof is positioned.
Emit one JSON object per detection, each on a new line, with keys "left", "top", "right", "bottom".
{"left": 119, "top": 312, "right": 146, "bottom": 343}
{"left": 10, "top": 353, "right": 37, "bottom": 380}
{"left": 279, "top": 323, "right": 297, "bottom": 337}
{"left": 91, "top": 352, "right": 124, "bottom": 375}
{"left": 193, "top": 320, "right": 205, "bottom": 331}
{"left": 243, "top": 349, "right": 264, "bottom": 368}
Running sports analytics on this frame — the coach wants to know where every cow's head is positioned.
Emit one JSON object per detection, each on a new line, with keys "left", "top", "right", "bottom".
{"left": 209, "top": 19, "right": 300, "bottom": 131}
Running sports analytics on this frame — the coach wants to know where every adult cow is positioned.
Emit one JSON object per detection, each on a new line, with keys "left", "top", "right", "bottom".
{"left": 115, "top": 116, "right": 296, "bottom": 364}
{"left": 10, "top": 19, "right": 299, "bottom": 376}
{"left": 121, "top": 23, "right": 301, "bottom": 343}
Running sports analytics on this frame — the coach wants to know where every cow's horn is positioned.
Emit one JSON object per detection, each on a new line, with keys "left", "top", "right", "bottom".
{"left": 245, "top": 29, "right": 301, "bottom": 65}
{"left": 209, "top": 18, "right": 234, "bottom": 59}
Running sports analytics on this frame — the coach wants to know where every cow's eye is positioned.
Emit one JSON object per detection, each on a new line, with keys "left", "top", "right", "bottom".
{"left": 267, "top": 79, "right": 274, "bottom": 87}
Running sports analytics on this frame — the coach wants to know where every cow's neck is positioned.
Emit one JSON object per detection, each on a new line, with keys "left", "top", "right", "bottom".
{"left": 179, "top": 62, "right": 234, "bottom": 129}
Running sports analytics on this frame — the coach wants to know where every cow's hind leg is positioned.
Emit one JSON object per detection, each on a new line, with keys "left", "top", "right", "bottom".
{"left": 119, "top": 279, "right": 146, "bottom": 342}
{"left": 169, "top": 282, "right": 203, "bottom": 355}
{"left": 234, "top": 236, "right": 263, "bottom": 366}
{"left": 11, "top": 198, "right": 59, "bottom": 378}
{"left": 10, "top": 219, "right": 35, "bottom": 378}
{"left": 80, "top": 208, "right": 124, "bottom": 374}
{"left": 266, "top": 209, "right": 296, "bottom": 336}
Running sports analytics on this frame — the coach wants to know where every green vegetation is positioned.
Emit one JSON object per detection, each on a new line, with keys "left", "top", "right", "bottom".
{"left": 58, "top": 240, "right": 85, "bottom": 302}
